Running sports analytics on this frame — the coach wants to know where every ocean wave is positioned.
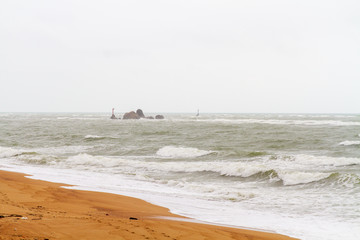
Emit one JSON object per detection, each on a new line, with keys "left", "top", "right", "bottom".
{"left": 197, "top": 119, "right": 360, "bottom": 126}
{"left": 84, "top": 135, "right": 106, "bottom": 140}
{"left": 0, "top": 146, "right": 62, "bottom": 165}
{"left": 115, "top": 158, "right": 272, "bottom": 179}
{"left": 336, "top": 173, "right": 360, "bottom": 188}
{"left": 271, "top": 154, "right": 360, "bottom": 167}
{"left": 339, "top": 141, "right": 360, "bottom": 146}
{"left": 155, "top": 162, "right": 355, "bottom": 187}
{"left": 16, "top": 154, "right": 59, "bottom": 165}
{"left": 156, "top": 180, "right": 256, "bottom": 201}
{"left": 35, "top": 146, "right": 93, "bottom": 155}
{"left": 57, "top": 153, "right": 358, "bottom": 188}
{"left": 0, "top": 146, "right": 24, "bottom": 158}
{"left": 246, "top": 151, "right": 268, "bottom": 157}
{"left": 0, "top": 146, "right": 39, "bottom": 158}
{"left": 84, "top": 135, "right": 120, "bottom": 141}
{"left": 0, "top": 145, "right": 95, "bottom": 164}
{"left": 149, "top": 161, "right": 271, "bottom": 178}
{"left": 277, "top": 171, "right": 332, "bottom": 186}
{"left": 56, "top": 117, "right": 100, "bottom": 120}
{"left": 156, "top": 146, "right": 216, "bottom": 158}
{"left": 125, "top": 158, "right": 353, "bottom": 187}
{"left": 110, "top": 158, "right": 359, "bottom": 187}
{"left": 64, "top": 153, "right": 123, "bottom": 168}
{"left": 215, "top": 164, "right": 271, "bottom": 178}
{"left": 6, "top": 149, "right": 357, "bottom": 189}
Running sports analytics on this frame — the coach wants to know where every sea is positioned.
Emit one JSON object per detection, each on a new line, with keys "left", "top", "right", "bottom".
{"left": 0, "top": 112, "right": 359, "bottom": 240}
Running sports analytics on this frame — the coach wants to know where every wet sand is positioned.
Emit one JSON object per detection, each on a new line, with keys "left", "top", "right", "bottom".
{"left": 0, "top": 170, "right": 298, "bottom": 240}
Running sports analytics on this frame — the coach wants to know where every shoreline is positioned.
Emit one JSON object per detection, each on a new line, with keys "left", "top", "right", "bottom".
{"left": 0, "top": 170, "right": 298, "bottom": 240}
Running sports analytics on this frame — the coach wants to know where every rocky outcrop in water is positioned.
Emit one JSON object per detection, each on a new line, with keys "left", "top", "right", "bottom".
{"left": 155, "top": 115, "right": 164, "bottom": 119}
{"left": 122, "top": 111, "right": 140, "bottom": 119}
{"left": 136, "top": 109, "right": 145, "bottom": 118}
{"left": 121, "top": 109, "right": 164, "bottom": 120}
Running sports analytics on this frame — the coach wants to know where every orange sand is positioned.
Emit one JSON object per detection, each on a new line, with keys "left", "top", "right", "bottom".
{"left": 0, "top": 170, "right": 298, "bottom": 240}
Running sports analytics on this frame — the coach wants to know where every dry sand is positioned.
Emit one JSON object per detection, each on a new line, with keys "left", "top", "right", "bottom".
{"left": 0, "top": 170, "right": 298, "bottom": 240}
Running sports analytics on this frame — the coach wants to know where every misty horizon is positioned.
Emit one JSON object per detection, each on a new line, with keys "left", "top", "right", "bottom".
{"left": 1, "top": 0, "right": 360, "bottom": 113}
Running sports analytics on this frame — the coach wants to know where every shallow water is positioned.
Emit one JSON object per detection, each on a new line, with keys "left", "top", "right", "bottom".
{"left": 1, "top": 113, "right": 359, "bottom": 240}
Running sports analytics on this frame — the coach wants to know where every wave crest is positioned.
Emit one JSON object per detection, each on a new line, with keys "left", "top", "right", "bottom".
{"left": 278, "top": 171, "right": 332, "bottom": 186}
{"left": 156, "top": 146, "right": 215, "bottom": 158}
{"left": 339, "top": 141, "right": 360, "bottom": 146}
{"left": 84, "top": 135, "right": 106, "bottom": 140}
{"left": 65, "top": 153, "right": 121, "bottom": 168}
{"left": 0, "top": 146, "right": 25, "bottom": 158}
{"left": 271, "top": 154, "right": 360, "bottom": 167}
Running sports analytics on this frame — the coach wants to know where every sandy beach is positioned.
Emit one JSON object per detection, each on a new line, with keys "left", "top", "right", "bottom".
{"left": 0, "top": 170, "right": 297, "bottom": 240}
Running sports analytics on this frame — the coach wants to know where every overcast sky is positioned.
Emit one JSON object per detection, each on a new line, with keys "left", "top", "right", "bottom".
{"left": 1, "top": 0, "right": 359, "bottom": 113}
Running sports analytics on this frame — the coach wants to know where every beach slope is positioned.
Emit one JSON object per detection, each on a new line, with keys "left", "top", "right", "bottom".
{"left": 0, "top": 170, "right": 297, "bottom": 240}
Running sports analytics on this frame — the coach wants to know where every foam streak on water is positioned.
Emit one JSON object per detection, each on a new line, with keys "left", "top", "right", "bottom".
{"left": 0, "top": 113, "right": 360, "bottom": 240}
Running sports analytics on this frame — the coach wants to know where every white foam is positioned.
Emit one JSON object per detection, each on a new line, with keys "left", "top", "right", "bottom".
{"left": 122, "top": 158, "right": 336, "bottom": 186}
{"left": 217, "top": 164, "right": 269, "bottom": 178}
{"left": 51, "top": 154, "right": 271, "bottom": 181}
{"left": 278, "top": 171, "right": 332, "bottom": 186}
{"left": 0, "top": 146, "right": 23, "bottom": 158}
{"left": 84, "top": 135, "right": 104, "bottom": 139}
{"left": 16, "top": 154, "right": 57, "bottom": 165}
{"left": 55, "top": 153, "right": 359, "bottom": 184}
{"left": 0, "top": 145, "right": 93, "bottom": 159}
{"left": 337, "top": 173, "right": 360, "bottom": 188}
{"left": 148, "top": 160, "right": 268, "bottom": 178}
{"left": 274, "top": 154, "right": 360, "bottom": 167}
{"left": 1, "top": 164, "right": 359, "bottom": 240}
{"left": 64, "top": 153, "right": 121, "bottom": 168}
{"left": 156, "top": 146, "right": 215, "bottom": 158}
{"left": 339, "top": 140, "right": 360, "bottom": 146}
{"left": 35, "top": 145, "right": 92, "bottom": 155}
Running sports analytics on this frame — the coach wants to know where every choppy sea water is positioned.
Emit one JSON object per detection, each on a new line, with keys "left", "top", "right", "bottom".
{"left": 0, "top": 113, "right": 359, "bottom": 240}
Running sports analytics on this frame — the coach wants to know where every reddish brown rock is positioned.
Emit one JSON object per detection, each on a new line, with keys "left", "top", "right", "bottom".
{"left": 122, "top": 111, "right": 140, "bottom": 120}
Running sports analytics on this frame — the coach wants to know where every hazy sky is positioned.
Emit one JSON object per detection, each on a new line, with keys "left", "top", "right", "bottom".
{"left": 1, "top": 0, "right": 360, "bottom": 113}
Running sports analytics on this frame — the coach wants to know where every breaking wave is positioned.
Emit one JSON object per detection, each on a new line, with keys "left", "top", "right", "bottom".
{"left": 0, "top": 146, "right": 92, "bottom": 158}
{"left": 0, "top": 146, "right": 24, "bottom": 158}
{"left": 278, "top": 171, "right": 332, "bottom": 186}
{"left": 55, "top": 154, "right": 358, "bottom": 187}
{"left": 84, "top": 135, "right": 120, "bottom": 141}
{"left": 270, "top": 154, "right": 360, "bottom": 167}
{"left": 156, "top": 146, "right": 216, "bottom": 158}
{"left": 64, "top": 153, "right": 122, "bottom": 168}
{"left": 339, "top": 141, "right": 360, "bottom": 146}
{"left": 84, "top": 135, "right": 106, "bottom": 140}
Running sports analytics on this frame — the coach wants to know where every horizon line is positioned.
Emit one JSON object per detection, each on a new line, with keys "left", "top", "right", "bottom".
{"left": 1, "top": 111, "right": 359, "bottom": 115}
